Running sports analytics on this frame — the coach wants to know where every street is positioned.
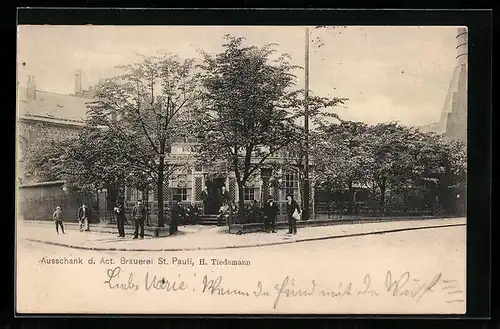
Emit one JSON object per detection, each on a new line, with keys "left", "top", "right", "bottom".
{"left": 16, "top": 224, "right": 466, "bottom": 314}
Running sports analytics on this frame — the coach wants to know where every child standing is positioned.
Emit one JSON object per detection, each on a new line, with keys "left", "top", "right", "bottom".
{"left": 53, "top": 206, "right": 65, "bottom": 234}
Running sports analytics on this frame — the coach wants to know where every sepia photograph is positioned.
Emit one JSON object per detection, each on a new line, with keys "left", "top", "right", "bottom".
{"left": 16, "top": 24, "right": 467, "bottom": 314}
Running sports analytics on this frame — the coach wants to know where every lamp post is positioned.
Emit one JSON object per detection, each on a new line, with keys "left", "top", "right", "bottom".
{"left": 145, "top": 174, "right": 152, "bottom": 226}
{"left": 303, "top": 27, "right": 311, "bottom": 221}
{"left": 104, "top": 189, "right": 108, "bottom": 223}
{"left": 97, "top": 187, "right": 101, "bottom": 223}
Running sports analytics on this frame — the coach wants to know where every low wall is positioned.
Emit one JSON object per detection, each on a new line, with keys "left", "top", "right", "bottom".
{"left": 228, "top": 215, "right": 453, "bottom": 234}
{"left": 17, "top": 181, "right": 96, "bottom": 222}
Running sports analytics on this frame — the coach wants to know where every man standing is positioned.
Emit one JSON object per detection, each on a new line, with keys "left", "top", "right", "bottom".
{"left": 132, "top": 200, "right": 146, "bottom": 239}
{"left": 78, "top": 203, "right": 90, "bottom": 232}
{"left": 201, "top": 185, "right": 210, "bottom": 215}
{"left": 53, "top": 206, "right": 65, "bottom": 234}
{"left": 263, "top": 197, "right": 279, "bottom": 233}
{"left": 170, "top": 200, "right": 181, "bottom": 235}
{"left": 114, "top": 201, "right": 126, "bottom": 238}
{"left": 220, "top": 185, "right": 230, "bottom": 207}
{"left": 286, "top": 194, "right": 301, "bottom": 235}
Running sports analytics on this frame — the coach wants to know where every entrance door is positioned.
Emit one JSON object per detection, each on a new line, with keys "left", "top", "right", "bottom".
{"left": 205, "top": 177, "right": 226, "bottom": 214}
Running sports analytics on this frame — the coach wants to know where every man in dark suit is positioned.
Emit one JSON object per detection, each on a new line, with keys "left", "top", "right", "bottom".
{"left": 170, "top": 200, "right": 181, "bottom": 235}
{"left": 78, "top": 203, "right": 90, "bottom": 232}
{"left": 114, "top": 201, "right": 126, "bottom": 238}
{"left": 132, "top": 200, "right": 147, "bottom": 239}
{"left": 263, "top": 197, "right": 279, "bottom": 233}
{"left": 220, "top": 185, "right": 230, "bottom": 206}
{"left": 201, "top": 185, "right": 210, "bottom": 214}
{"left": 286, "top": 194, "right": 301, "bottom": 235}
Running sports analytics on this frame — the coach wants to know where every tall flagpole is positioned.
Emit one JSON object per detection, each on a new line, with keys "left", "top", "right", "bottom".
{"left": 303, "top": 27, "right": 310, "bottom": 221}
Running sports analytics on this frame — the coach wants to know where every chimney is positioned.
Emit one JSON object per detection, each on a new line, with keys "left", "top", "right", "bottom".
{"left": 75, "top": 70, "right": 83, "bottom": 95}
{"left": 26, "top": 75, "right": 36, "bottom": 100}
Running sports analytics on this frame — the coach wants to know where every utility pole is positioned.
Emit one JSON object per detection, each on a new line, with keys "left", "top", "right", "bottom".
{"left": 303, "top": 27, "right": 310, "bottom": 221}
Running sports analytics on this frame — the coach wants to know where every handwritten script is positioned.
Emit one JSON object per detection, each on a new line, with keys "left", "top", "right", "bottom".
{"left": 104, "top": 267, "right": 464, "bottom": 310}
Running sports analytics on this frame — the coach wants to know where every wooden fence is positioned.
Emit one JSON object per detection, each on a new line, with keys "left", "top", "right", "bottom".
{"left": 17, "top": 181, "right": 97, "bottom": 222}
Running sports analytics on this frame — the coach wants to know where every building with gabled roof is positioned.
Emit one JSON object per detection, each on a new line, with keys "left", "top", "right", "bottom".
{"left": 16, "top": 71, "right": 311, "bottom": 222}
{"left": 16, "top": 72, "right": 98, "bottom": 184}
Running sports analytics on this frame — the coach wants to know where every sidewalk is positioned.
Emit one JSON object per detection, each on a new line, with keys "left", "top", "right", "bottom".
{"left": 17, "top": 217, "right": 466, "bottom": 251}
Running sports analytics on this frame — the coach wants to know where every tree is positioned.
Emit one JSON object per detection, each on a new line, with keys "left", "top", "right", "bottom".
{"left": 312, "top": 120, "right": 464, "bottom": 216}
{"left": 24, "top": 127, "right": 135, "bottom": 215}
{"left": 193, "top": 35, "right": 297, "bottom": 214}
{"left": 194, "top": 35, "right": 346, "bottom": 214}
{"left": 24, "top": 137, "right": 75, "bottom": 183}
{"left": 362, "top": 122, "right": 424, "bottom": 214}
{"left": 279, "top": 91, "right": 348, "bottom": 213}
{"left": 87, "top": 54, "right": 199, "bottom": 227}
{"left": 313, "top": 120, "right": 371, "bottom": 211}
{"left": 433, "top": 138, "right": 467, "bottom": 214}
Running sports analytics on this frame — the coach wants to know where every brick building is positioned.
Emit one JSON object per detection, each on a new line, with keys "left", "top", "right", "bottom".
{"left": 16, "top": 72, "right": 98, "bottom": 184}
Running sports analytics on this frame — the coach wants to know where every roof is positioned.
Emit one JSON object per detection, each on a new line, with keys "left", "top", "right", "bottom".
{"left": 17, "top": 87, "right": 91, "bottom": 123}
{"left": 18, "top": 180, "right": 67, "bottom": 188}
{"left": 418, "top": 122, "right": 443, "bottom": 134}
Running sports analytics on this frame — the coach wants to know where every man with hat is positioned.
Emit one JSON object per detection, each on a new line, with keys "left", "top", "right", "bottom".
{"left": 263, "top": 197, "right": 279, "bottom": 233}
{"left": 52, "top": 206, "right": 65, "bottom": 234}
{"left": 132, "top": 200, "right": 147, "bottom": 239}
{"left": 114, "top": 201, "right": 126, "bottom": 238}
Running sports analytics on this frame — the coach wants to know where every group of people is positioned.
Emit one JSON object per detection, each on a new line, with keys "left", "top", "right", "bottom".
{"left": 115, "top": 200, "right": 147, "bottom": 239}
{"left": 201, "top": 185, "right": 230, "bottom": 215}
{"left": 262, "top": 194, "right": 301, "bottom": 235}
{"left": 51, "top": 203, "right": 90, "bottom": 235}
{"left": 215, "top": 193, "right": 302, "bottom": 235}
{"left": 51, "top": 192, "right": 302, "bottom": 237}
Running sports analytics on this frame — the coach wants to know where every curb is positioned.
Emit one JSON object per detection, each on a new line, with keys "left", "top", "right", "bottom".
{"left": 24, "top": 222, "right": 465, "bottom": 252}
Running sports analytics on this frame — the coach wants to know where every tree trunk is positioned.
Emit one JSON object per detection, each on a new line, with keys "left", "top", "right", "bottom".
{"left": 95, "top": 187, "right": 100, "bottom": 223}
{"left": 237, "top": 180, "right": 245, "bottom": 217}
{"left": 106, "top": 184, "right": 119, "bottom": 212}
{"left": 157, "top": 154, "right": 165, "bottom": 227}
{"left": 143, "top": 186, "right": 150, "bottom": 225}
{"left": 379, "top": 180, "right": 386, "bottom": 216}
{"left": 347, "top": 180, "right": 354, "bottom": 214}
{"left": 298, "top": 170, "right": 305, "bottom": 212}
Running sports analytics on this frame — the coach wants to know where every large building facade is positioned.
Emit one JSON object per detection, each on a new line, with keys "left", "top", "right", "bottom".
{"left": 17, "top": 71, "right": 312, "bottom": 219}
{"left": 17, "top": 72, "right": 99, "bottom": 184}
{"left": 125, "top": 145, "right": 309, "bottom": 216}
{"left": 16, "top": 72, "right": 104, "bottom": 221}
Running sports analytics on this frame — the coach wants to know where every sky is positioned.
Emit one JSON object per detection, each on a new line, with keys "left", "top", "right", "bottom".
{"left": 17, "top": 25, "right": 463, "bottom": 126}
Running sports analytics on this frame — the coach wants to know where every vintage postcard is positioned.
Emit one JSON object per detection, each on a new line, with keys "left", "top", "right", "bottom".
{"left": 16, "top": 25, "right": 467, "bottom": 314}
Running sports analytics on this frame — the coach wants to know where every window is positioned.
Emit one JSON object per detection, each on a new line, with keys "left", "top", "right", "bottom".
{"left": 125, "top": 187, "right": 132, "bottom": 201}
{"left": 284, "top": 173, "right": 299, "bottom": 199}
{"left": 243, "top": 187, "right": 256, "bottom": 201}
{"left": 172, "top": 188, "right": 188, "bottom": 201}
